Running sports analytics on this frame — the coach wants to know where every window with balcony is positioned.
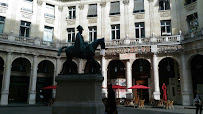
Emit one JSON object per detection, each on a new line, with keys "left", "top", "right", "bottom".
{"left": 133, "top": 0, "right": 144, "bottom": 13}
{"left": 187, "top": 13, "right": 199, "bottom": 31}
{"left": 21, "top": 0, "right": 33, "bottom": 13}
{"left": 43, "top": 26, "right": 53, "bottom": 42}
{"left": 185, "top": 0, "right": 197, "bottom": 5}
{"left": 19, "top": 21, "right": 31, "bottom": 37}
{"left": 110, "top": 1, "right": 120, "bottom": 15}
{"left": 68, "top": 6, "right": 76, "bottom": 19}
{"left": 159, "top": 0, "right": 170, "bottom": 10}
{"left": 0, "top": 0, "right": 8, "bottom": 7}
{"left": 135, "top": 22, "right": 145, "bottom": 38}
{"left": 111, "top": 25, "right": 120, "bottom": 40}
{"left": 87, "top": 4, "right": 97, "bottom": 17}
{"left": 67, "top": 28, "right": 75, "bottom": 42}
{"left": 88, "top": 26, "right": 97, "bottom": 42}
{"left": 45, "top": 3, "right": 55, "bottom": 18}
{"left": 160, "top": 20, "right": 171, "bottom": 36}
{"left": 0, "top": 16, "right": 5, "bottom": 33}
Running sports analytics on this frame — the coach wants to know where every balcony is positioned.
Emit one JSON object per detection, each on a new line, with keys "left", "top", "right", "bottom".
{"left": 183, "top": 28, "right": 203, "bottom": 43}
{"left": 0, "top": 33, "right": 185, "bottom": 54}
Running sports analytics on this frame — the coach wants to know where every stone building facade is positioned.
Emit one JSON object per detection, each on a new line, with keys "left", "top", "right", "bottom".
{"left": 0, "top": 0, "right": 202, "bottom": 106}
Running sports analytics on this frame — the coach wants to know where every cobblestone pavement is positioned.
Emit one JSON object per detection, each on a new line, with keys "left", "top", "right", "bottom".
{"left": 0, "top": 106, "right": 196, "bottom": 114}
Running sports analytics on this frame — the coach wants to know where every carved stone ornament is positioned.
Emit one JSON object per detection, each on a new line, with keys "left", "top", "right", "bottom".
{"left": 22, "top": 13, "right": 32, "bottom": 19}
{"left": 78, "top": 4, "right": 84, "bottom": 10}
{"left": 88, "top": 18, "right": 97, "bottom": 24}
{"left": 45, "top": 18, "right": 54, "bottom": 24}
{"left": 37, "top": 0, "right": 43, "bottom": 6}
{"left": 58, "top": 6, "right": 63, "bottom": 12}
{"left": 134, "top": 14, "right": 145, "bottom": 19}
{"left": 123, "top": 0, "right": 129, "bottom": 5}
{"left": 67, "top": 19, "right": 75, "bottom": 25}
{"left": 0, "top": 8, "right": 6, "bottom": 13}
{"left": 160, "top": 11, "right": 171, "bottom": 17}
{"left": 100, "top": 2, "right": 106, "bottom": 7}
{"left": 111, "top": 16, "right": 120, "bottom": 22}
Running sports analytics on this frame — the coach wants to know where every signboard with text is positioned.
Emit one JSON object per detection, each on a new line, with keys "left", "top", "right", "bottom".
{"left": 119, "top": 53, "right": 136, "bottom": 60}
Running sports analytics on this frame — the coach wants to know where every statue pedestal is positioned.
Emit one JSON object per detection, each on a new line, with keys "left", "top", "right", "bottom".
{"left": 52, "top": 73, "right": 105, "bottom": 114}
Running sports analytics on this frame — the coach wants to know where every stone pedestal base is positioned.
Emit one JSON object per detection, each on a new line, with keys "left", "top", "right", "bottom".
{"left": 153, "top": 92, "right": 160, "bottom": 100}
{"left": 182, "top": 92, "right": 193, "bottom": 105}
{"left": 52, "top": 73, "right": 105, "bottom": 114}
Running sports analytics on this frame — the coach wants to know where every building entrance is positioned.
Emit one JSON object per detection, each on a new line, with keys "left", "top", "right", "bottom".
{"left": 190, "top": 54, "right": 203, "bottom": 98}
{"left": 132, "top": 59, "right": 150, "bottom": 102}
{"left": 159, "top": 57, "right": 181, "bottom": 104}
{"left": 0, "top": 57, "right": 4, "bottom": 100}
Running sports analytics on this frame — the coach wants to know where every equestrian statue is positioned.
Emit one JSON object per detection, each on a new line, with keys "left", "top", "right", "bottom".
{"left": 57, "top": 25, "right": 105, "bottom": 74}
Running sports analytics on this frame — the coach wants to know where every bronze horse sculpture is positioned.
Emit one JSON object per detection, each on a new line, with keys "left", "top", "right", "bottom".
{"left": 57, "top": 25, "right": 105, "bottom": 74}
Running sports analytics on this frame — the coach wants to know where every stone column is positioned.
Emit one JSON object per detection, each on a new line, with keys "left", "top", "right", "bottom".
{"left": 126, "top": 59, "right": 132, "bottom": 99}
{"left": 123, "top": 0, "right": 129, "bottom": 36}
{"left": 28, "top": 55, "right": 38, "bottom": 104}
{"left": 152, "top": 54, "right": 160, "bottom": 100}
{"left": 100, "top": 2, "right": 106, "bottom": 37}
{"left": 101, "top": 56, "right": 107, "bottom": 98}
{"left": 52, "top": 57, "right": 61, "bottom": 99}
{"left": 180, "top": 53, "right": 193, "bottom": 105}
{"left": 0, "top": 52, "right": 12, "bottom": 105}
{"left": 78, "top": 59, "right": 84, "bottom": 74}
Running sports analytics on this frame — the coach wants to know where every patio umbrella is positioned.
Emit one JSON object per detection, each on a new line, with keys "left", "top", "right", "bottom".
{"left": 128, "top": 84, "right": 150, "bottom": 101}
{"left": 111, "top": 85, "right": 126, "bottom": 105}
{"left": 42, "top": 85, "right": 57, "bottom": 89}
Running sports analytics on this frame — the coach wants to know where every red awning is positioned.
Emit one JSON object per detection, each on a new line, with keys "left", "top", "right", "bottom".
{"left": 112, "top": 85, "right": 126, "bottom": 89}
{"left": 42, "top": 85, "right": 57, "bottom": 89}
{"left": 128, "top": 84, "right": 150, "bottom": 89}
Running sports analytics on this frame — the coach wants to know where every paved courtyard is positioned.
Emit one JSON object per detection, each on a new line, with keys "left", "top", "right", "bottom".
{"left": 0, "top": 105, "right": 196, "bottom": 114}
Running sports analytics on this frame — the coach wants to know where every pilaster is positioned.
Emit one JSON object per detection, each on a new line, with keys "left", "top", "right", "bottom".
{"left": 152, "top": 53, "right": 160, "bottom": 100}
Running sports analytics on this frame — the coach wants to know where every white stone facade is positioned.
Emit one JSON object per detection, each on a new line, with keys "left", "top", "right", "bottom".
{"left": 0, "top": 0, "right": 202, "bottom": 106}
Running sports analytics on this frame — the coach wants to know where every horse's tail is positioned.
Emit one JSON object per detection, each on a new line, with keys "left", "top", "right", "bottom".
{"left": 100, "top": 38, "right": 105, "bottom": 49}
{"left": 57, "top": 46, "right": 67, "bottom": 56}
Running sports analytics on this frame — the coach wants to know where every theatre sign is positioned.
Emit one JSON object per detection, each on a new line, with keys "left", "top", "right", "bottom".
{"left": 105, "top": 45, "right": 183, "bottom": 55}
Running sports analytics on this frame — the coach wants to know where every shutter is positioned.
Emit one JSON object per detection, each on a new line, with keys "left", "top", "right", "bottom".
{"left": 110, "top": 1, "right": 120, "bottom": 15}
{"left": 134, "top": 0, "right": 144, "bottom": 12}
{"left": 87, "top": 4, "right": 97, "bottom": 17}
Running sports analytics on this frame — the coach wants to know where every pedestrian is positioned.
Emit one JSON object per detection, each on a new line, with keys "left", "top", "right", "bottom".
{"left": 194, "top": 90, "right": 202, "bottom": 114}
{"left": 40, "top": 90, "right": 44, "bottom": 104}
{"left": 105, "top": 84, "right": 117, "bottom": 114}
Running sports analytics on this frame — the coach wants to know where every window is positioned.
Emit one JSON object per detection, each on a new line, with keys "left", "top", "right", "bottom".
{"left": 19, "top": 21, "right": 31, "bottom": 37}
{"left": 135, "top": 22, "right": 145, "bottom": 38}
{"left": 134, "top": 0, "right": 144, "bottom": 13}
{"left": 111, "top": 25, "right": 120, "bottom": 40}
{"left": 68, "top": 6, "right": 76, "bottom": 19}
{"left": 45, "top": 3, "right": 55, "bottom": 18}
{"left": 88, "top": 26, "right": 97, "bottom": 42}
{"left": 160, "top": 20, "right": 171, "bottom": 36}
{"left": 185, "top": 0, "right": 197, "bottom": 5}
{"left": 187, "top": 13, "right": 199, "bottom": 31}
{"left": 159, "top": 0, "right": 170, "bottom": 10}
{"left": 21, "top": 0, "right": 33, "bottom": 13}
{"left": 43, "top": 26, "right": 53, "bottom": 42}
{"left": 0, "top": 0, "right": 8, "bottom": 7}
{"left": 87, "top": 4, "right": 97, "bottom": 17}
{"left": 110, "top": 1, "right": 120, "bottom": 15}
{"left": 0, "top": 16, "right": 5, "bottom": 33}
{"left": 67, "top": 28, "right": 75, "bottom": 42}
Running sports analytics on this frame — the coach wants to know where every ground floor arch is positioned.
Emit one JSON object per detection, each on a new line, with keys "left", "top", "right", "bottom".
{"left": 9, "top": 57, "right": 31, "bottom": 103}
{"left": 0, "top": 57, "right": 4, "bottom": 100}
{"left": 36, "top": 60, "right": 54, "bottom": 103}
{"left": 158, "top": 57, "right": 181, "bottom": 104}
{"left": 132, "top": 59, "right": 151, "bottom": 102}
{"left": 190, "top": 54, "right": 203, "bottom": 98}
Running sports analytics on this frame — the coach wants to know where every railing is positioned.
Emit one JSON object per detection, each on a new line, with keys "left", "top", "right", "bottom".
{"left": 0, "top": 33, "right": 185, "bottom": 52}
{"left": 183, "top": 28, "right": 203, "bottom": 42}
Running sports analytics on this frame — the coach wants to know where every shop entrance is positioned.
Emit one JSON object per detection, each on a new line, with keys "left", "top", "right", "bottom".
{"left": 132, "top": 59, "right": 150, "bottom": 102}
{"left": 158, "top": 57, "right": 181, "bottom": 104}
